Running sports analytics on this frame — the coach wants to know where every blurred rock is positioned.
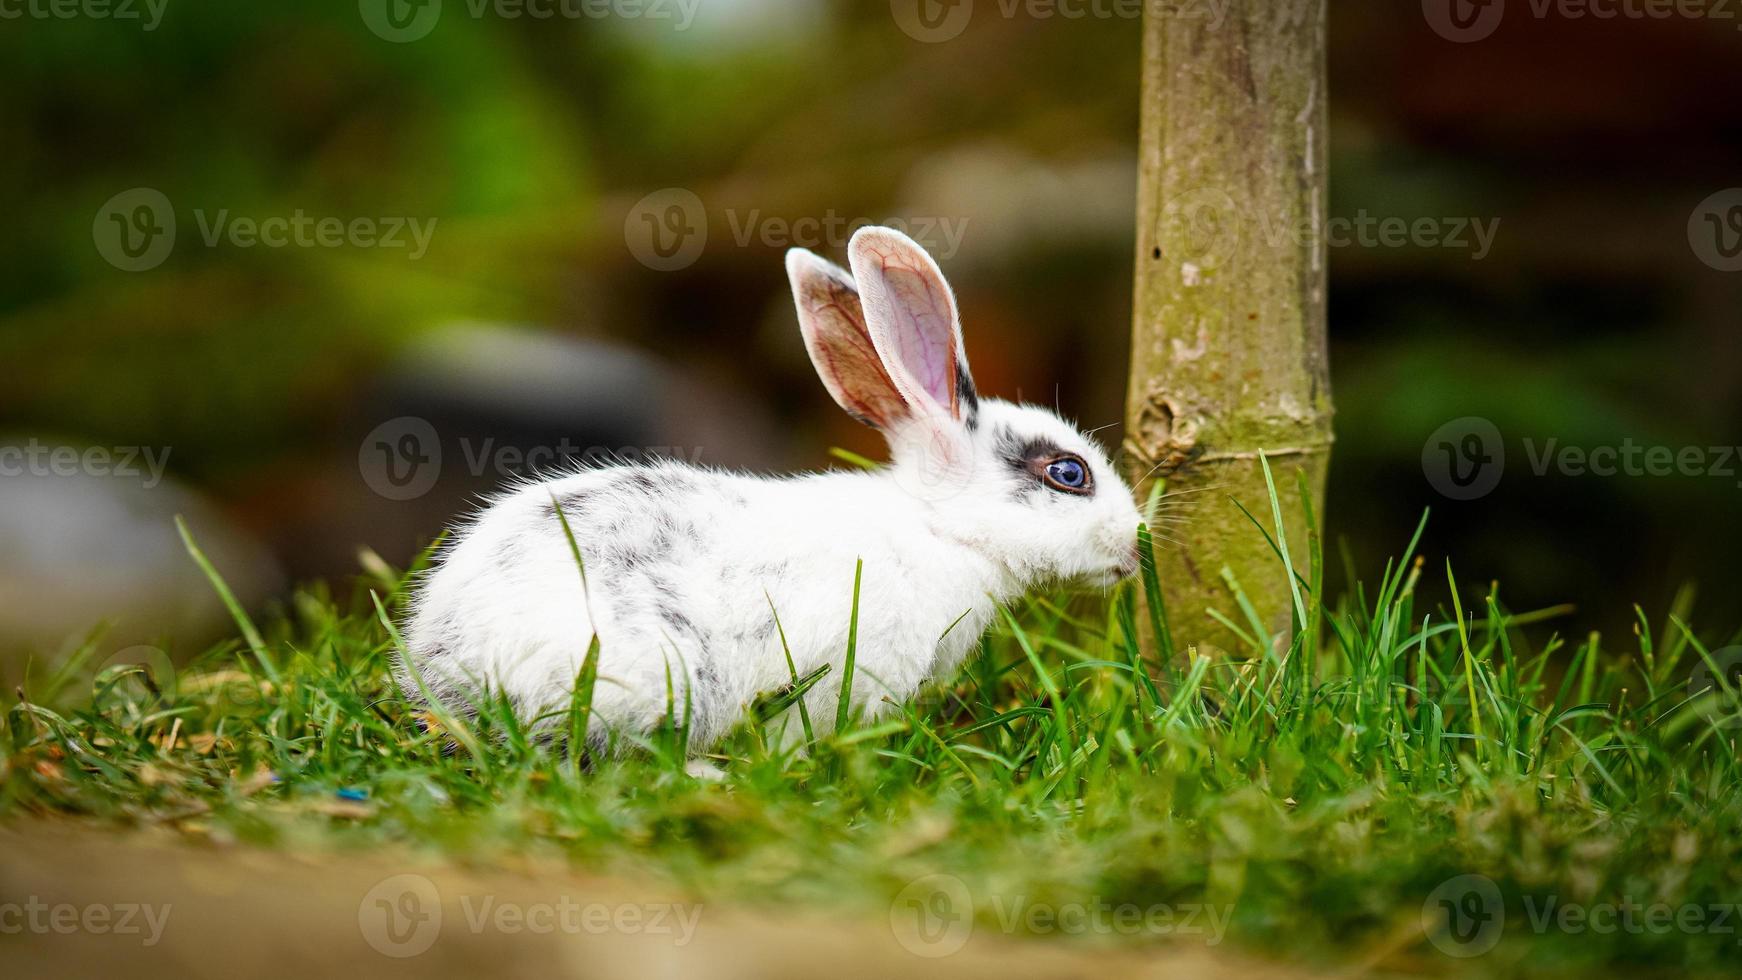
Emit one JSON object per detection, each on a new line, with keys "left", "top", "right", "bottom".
{"left": 0, "top": 446, "right": 283, "bottom": 662}
{"left": 266, "top": 322, "right": 780, "bottom": 578}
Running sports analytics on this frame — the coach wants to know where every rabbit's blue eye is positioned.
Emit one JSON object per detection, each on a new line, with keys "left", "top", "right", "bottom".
{"left": 1048, "top": 459, "right": 1085, "bottom": 486}
{"left": 1042, "top": 456, "right": 1092, "bottom": 495}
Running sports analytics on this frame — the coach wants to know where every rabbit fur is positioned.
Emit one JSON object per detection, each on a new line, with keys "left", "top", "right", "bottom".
{"left": 399, "top": 226, "right": 1143, "bottom": 754}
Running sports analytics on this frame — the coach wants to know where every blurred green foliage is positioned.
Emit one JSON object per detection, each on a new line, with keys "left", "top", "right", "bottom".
{"left": 1, "top": 3, "right": 1738, "bottom": 636}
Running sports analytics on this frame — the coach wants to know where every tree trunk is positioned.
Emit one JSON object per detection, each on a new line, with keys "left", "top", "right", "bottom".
{"left": 1124, "top": 2, "right": 1333, "bottom": 654}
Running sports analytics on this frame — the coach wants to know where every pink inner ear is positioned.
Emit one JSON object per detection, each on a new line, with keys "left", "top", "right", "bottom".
{"left": 868, "top": 263, "right": 958, "bottom": 419}
{"left": 795, "top": 264, "right": 907, "bottom": 429}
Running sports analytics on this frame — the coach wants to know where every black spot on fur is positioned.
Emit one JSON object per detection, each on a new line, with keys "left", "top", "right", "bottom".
{"left": 544, "top": 489, "right": 590, "bottom": 522}
{"left": 643, "top": 571, "right": 677, "bottom": 601}
{"left": 956, "top": 367, "right": 980, "bottom": 429}
{"left": 605, "top": 544, "right": 647, "bottom": 571}
{"left": 992, "top": 426, "right": 1061, "bottom": 470}
{"left": 750, "top": 560, "right": 789, "bottom": 580}
{"left": 620, "top": 471, "right": 658, "bottom": 494}
{"left": 1015, "top": 437, "right": 1067, "bottom": 467}
{"left": 659, "top": 604, "right": 700, "bottom": 640}
{"left": 993, "top": 426, "right": 1070, "bottom": 500}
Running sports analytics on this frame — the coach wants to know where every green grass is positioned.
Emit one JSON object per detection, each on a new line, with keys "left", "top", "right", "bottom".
{"left": 4, "top": 473, "right": 1741, "bottom": 976}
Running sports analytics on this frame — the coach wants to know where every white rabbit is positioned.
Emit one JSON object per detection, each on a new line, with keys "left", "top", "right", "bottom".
{"left": 399, "top": 226, "right": 1143, "bottom": 754}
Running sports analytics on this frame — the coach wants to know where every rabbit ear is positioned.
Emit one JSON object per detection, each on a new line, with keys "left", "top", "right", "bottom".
{"left": 785, "top": 248, "right": 908, "bottom": 430}
{"left": 847, "top": 226, "right": 978, "bottom": 430}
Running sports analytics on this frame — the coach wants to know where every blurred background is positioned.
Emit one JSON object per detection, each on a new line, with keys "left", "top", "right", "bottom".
{"left": 1, "top": 1, "right": 1738, "bottom": 664}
